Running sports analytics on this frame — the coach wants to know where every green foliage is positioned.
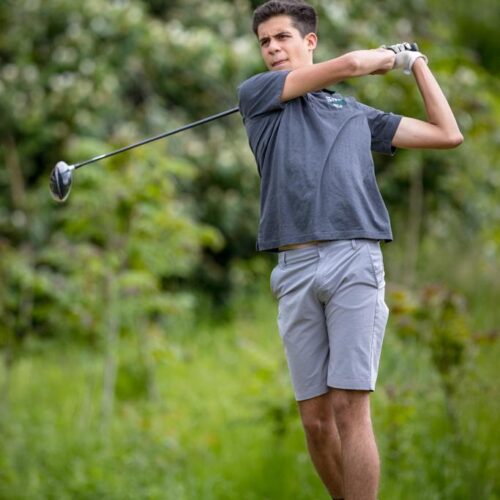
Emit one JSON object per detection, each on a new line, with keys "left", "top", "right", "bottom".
{"left": 2, "top": 0, "right": 499, "bottom": 326}
{"left": 388, "top": 282, "right": 472, "bottom": 416}
{"left": 0, "top": 295, "right": 498, "bottom": 499}
{"left": 32, "top": 142, "right": 223, "bottom": 343}
{"left": 0, "top": 1, "right": 498, "bottom": 496}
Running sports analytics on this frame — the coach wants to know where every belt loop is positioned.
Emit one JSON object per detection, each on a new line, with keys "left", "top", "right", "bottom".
{"left": 351, "top": 239, "right": 357, "bottom": 250}
{"left": 278, "top": 251, "right": 287, "bottom": 266}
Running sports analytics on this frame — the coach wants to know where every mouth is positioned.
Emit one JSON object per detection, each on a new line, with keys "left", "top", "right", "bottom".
{"left": 271, "top": 59, "right": 288, "bottom": 68}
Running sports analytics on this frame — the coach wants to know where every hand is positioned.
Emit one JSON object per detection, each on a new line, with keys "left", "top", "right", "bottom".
{"left": 382, "top": 42, "right": 428, "bottom": 75}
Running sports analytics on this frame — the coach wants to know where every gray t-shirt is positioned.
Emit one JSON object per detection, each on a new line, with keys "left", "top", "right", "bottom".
{"left": 238, "top": 70, "right": 402, "bottom": 252}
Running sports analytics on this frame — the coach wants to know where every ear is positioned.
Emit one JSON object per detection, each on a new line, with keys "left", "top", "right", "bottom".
{"left": 305, "top": 32, "right": 318, "bottom": 51}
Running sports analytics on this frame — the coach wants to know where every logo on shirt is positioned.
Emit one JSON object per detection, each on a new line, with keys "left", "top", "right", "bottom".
{"left": 326, "top": 95, "right": 346, "bottom": 109}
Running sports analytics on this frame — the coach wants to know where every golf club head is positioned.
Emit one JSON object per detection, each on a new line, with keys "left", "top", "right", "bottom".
{"left": 49, "top": 161, "right": 74, "bottom": 202}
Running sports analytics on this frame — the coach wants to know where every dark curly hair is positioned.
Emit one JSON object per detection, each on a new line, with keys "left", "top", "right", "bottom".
{"left": 252, "top": 0, "right": 318, "bottom": 37}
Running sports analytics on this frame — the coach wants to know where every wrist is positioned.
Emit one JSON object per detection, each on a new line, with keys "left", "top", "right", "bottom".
{"left": 412, "top": 56, "right": 428, "bottom": 71}
{"left": 361, "top": 49, "right": 394, "bottom": 74}
{"left": 406, "top": 54, "right": 428, "bottom": 75}
{"left": 393, "top": 51, "right": 428, "bottom": 75}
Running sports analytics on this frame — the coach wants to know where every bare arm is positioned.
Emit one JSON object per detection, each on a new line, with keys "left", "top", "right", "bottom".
{"left": 281, "top": 48, "right": 395, "bottom": 102}
{"left": 392, "top": 58, "right": 463, "bottom": 149}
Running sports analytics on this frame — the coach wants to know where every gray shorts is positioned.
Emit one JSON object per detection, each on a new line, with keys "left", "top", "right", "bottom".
{"left": 270, "top": 239, "right": 389, "bottom": 401}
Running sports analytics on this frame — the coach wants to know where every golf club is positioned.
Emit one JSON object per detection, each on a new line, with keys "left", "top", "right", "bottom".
{"left": 49, "top": 106, "right": 240, "bottom": 202}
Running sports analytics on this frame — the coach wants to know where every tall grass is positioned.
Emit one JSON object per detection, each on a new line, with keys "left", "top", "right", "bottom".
{"left": 0, "top": 282, "right": 498, "bottom": 499}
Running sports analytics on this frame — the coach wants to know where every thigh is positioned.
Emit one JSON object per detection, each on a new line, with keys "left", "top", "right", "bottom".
{"left": 323, "top": 240, "right": 389, "bottom": 391}
{"left": 271, "top": 247, "right": 330, "bottom": 402}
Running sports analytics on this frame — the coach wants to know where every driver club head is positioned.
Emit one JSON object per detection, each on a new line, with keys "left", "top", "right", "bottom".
{"left": 49, "top": 161, "right": 74, "bottom": 202}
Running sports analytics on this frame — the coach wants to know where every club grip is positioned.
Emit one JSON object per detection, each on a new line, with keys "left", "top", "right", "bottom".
{"left": 383, "top": 42, "right": 420, "bottom": 53}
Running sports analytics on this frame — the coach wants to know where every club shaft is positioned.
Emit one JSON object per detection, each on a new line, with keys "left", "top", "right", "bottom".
{"left": 73, "top": 106, "right": 240, "bottom": 170}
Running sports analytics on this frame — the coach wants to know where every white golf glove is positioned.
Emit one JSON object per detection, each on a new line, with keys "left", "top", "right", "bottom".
{"left": 382, "top": 42, "right": 428, "bottom": 75}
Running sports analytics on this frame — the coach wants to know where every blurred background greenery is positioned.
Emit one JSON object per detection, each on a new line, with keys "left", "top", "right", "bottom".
{"left": 0, "top": 0, "right": 498, "bottom": 498}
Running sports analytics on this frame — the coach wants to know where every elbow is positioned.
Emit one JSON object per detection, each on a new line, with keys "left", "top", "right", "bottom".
{"left": 436, "top": 128, "right": 464, "bottom": 149}
{"left": 446, "top": 132, "right": 464, "bottom": 148}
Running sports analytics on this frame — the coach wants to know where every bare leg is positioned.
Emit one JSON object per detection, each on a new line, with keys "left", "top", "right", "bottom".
{"left": 331, "top": 389, "right": 379, "bottom": 500}
{"left": 298, "top": 391, "right": 344, "bottom": 499}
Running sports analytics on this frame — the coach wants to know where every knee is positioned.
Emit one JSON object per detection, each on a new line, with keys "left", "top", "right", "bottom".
{"left": 331, "top": 390, "right": 370, "bottom": 435}
{"left": 302, "top": 415, "right": 334, "bottom": 447}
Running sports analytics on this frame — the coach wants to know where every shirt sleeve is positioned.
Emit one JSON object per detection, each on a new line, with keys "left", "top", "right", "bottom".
{"left": 352, "top": 101, "right": 403, "bottom": 155}
{"left": 238, "top": 70, "right": 290, "bottom": 119}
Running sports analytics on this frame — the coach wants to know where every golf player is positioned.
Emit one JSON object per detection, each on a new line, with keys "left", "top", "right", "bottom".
{"left": 237, "top": 1, "right": 463, "bottom": 499}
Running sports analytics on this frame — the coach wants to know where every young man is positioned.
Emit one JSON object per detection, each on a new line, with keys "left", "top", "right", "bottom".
{"left": 238, "top": 1, "right": 462, "bottom": 499}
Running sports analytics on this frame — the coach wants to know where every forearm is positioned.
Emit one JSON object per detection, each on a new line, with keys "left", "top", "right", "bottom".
{"left": 412, "top": 58, "right": 462, "bottom": 141}
{"left": 392, "top": 58, "right": 464, "bottom": 149}
{"left": 281, "top": 49, "right": 394, "bottom": 101}
{"left": 348, "top": 48, "right": 396, "bottom": 76}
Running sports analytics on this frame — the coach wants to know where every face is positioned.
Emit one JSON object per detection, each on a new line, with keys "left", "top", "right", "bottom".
{"left": 257, "top": 15, "right": 317, "bottom": 71}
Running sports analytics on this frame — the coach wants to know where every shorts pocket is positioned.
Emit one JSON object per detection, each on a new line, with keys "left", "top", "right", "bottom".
{"left": 270, "top": 264, "right": 281, "bottom": 298}
{"left": 365, "top": 241, "right": 386, "bottom": 289}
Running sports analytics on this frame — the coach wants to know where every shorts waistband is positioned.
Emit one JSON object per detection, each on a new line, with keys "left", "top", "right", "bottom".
{"left": 278, "top": 244, "right": 319, "bottom": 266}
{"left": 278, "top": 239, "right": 362, "bottom": 266}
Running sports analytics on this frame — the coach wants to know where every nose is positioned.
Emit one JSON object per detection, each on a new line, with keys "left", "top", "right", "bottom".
{"left": 267, "top": 38, "right": 281, "bottom": 54}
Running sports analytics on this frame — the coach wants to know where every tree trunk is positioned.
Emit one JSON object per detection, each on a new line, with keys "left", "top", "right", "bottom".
{"left": 1, "top": 134, "right": 30, "bottom": 417}
{"left": 0, "top": 348, "right": 14, "bottom": 417}
{"left": 4, "top": 134, "right": 26, "bottom": 209}
{"left": 136, "top": 322, "right": 159, "bottom": 402}
{"left": 101, "top": 271, "right": 119, "bottom": 428}
{"left": 405, "top": 161, "right": 424, "bottom": 287}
